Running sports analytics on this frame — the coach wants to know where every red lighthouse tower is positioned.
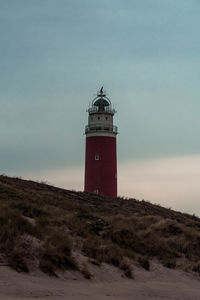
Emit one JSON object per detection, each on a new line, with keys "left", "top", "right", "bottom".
{"left": 84, "top": 87, "right": 118, "bottom": 197}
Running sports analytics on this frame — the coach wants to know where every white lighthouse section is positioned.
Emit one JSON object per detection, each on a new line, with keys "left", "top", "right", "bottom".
{"left": 85, "top": 89, "right": 118, "bottom": 138}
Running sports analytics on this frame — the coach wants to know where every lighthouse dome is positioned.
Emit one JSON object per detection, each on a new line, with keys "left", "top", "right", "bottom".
{"left": 93, "top": 98, "right": 110, "bottom": 107}
{"left": 87, "top": 87, "right": 116, "bottom": 115}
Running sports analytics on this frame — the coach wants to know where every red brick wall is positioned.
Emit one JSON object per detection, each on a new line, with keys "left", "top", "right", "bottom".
{"left": 84, "top": 135, "right": 117, "bottom": 197}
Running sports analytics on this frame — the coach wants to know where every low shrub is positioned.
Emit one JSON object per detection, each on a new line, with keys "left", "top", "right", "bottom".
{"left": 192, "top": 263, "right": 200, "bottom": 274}
{"left": 120, "top": 258, "right": 134, "bottom": 278}
{"left": 9, "top": 252, "right": 29, "bottom": 273}
{"left": 81, "top": 264, "right": 92, "bottom": 279}
{"left": 39, "top": 258, "right": 57, "bottom": 276}
{"left": 99, "top": 244, "right": 123, "bottom": 267}
{"left": 162, "top": 258, "right": 176, "bottom": 269}
{"left": 110, "top": 228, "right": 142, "bottom": 253}
{"left": 46, "top": 231, "right": 72, "bottom": 257}
{"left": 82, "top": 237, "right": 101, "bottom": 260}
{"left": 10, "top": 201, "right": 47, "bottom": 218}
{"left": 138, "top": 256, "right": 150, "bottom": 271}
{"left": 123, "top": 248, "right": 136, "bottom": 261}
{"left": 82, "top": 238, "right": 123, "bottom": 267}
{"left": 39, "top": 231, "right": 78, "bottom": 275}
{"left": 0, "top": 205, "right": 36, "bottom": 251}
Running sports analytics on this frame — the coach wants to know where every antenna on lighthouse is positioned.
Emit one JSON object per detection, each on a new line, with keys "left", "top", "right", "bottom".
{"left": 97, "top": 86, "right": 106, "bottom": 98}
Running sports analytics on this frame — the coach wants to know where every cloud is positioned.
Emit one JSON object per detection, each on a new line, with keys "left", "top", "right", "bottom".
{"left": 21, "top": 166, "right": 84, "bottom": 191}
{"left": 118, "top": 155, "right": 200, "bottom": 215}
{"left": 19, "top": 154, "right": 200, "bottom": 216}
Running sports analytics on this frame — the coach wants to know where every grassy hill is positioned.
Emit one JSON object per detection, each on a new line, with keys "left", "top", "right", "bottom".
{"left": 0, "top": 175, "right": 200, "bottom": 278}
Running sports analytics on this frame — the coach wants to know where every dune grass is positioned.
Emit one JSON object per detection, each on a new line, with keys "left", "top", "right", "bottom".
{"left": 0, "top": 175, "right": 200, "bottom": 278}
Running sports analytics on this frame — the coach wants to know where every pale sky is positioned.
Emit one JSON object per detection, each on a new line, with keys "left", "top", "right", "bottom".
{"left": 1, "top": 1, "right": 200, "bottom": 215}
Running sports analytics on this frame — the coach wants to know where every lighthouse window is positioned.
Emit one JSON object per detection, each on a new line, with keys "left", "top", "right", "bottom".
{"left": 106, "top": 117, "right": 108, "bottom": 120}
{"left": 95, "top": 154, "right": 99, "bottom": 160}
{"left": 98, "top": 117, "right": 100, "bottom": 120}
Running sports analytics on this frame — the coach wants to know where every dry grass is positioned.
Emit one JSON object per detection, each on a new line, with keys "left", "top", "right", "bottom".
{"left": 137, "top": 256, "right": 150, "bottom": 270}
{"left": 0, "top": 174, "right": 200, "bottom": 277}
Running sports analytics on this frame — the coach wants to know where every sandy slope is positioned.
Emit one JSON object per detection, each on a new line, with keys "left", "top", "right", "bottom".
{"left": 0, "top": 262, "right": 199, "bottom": 300}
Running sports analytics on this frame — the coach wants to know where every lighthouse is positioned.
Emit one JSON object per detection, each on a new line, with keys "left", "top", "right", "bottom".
{"left": 84, "top": 87, "right": 118, "bottom": 197}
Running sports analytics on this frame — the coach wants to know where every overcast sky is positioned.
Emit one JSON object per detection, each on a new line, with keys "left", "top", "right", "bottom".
{"left": 1, "top": 0, "right": 200, "bottom": 215}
